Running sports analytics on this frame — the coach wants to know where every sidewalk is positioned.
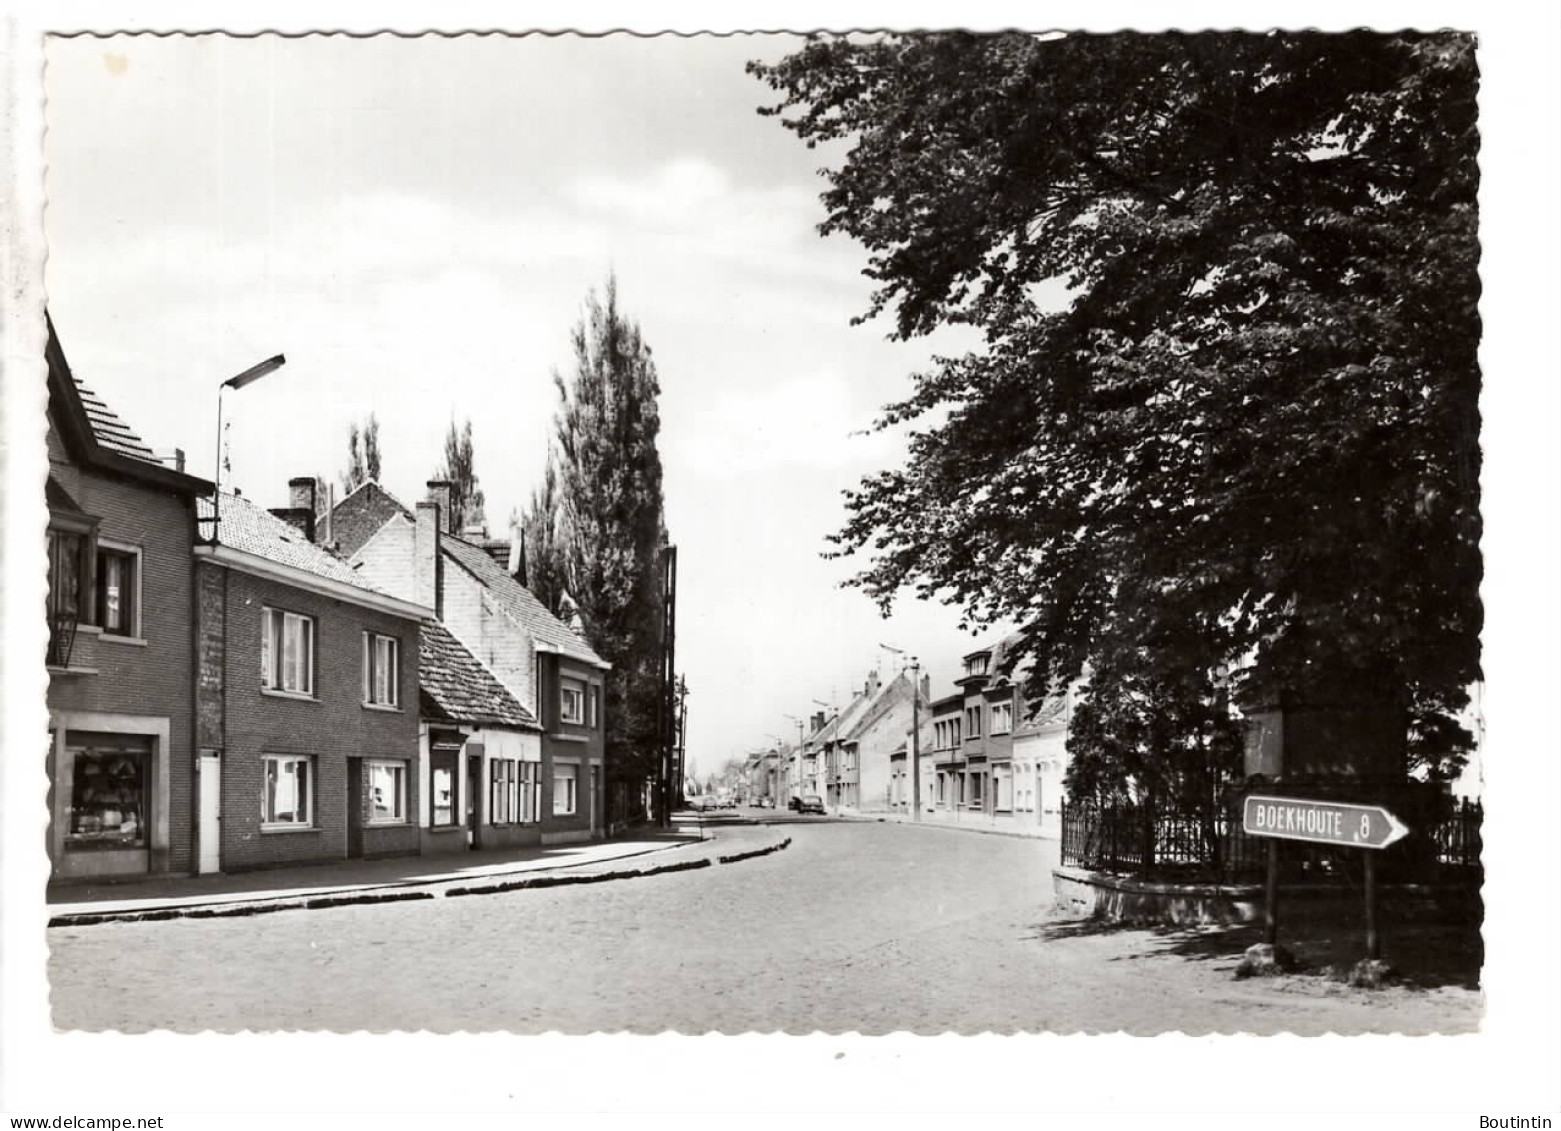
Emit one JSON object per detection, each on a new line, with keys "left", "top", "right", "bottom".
{"left": 834, "top": 806, "right": 1062, "bottom": 842}
{"left": 48, "top": 813, "right": 787, "bottom": 927}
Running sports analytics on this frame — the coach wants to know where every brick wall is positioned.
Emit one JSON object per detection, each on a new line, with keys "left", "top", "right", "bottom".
{"left": 46, "top": 461, "right": 199, "bottom": 874}
{"left": 540, "top": 654, "right": 606, "bottom": 839}
{"left": 210, "top": 568, "right": 420, "bottom": 872}
{"left": 351, "top": 516, "right": 417, "bottom": 605}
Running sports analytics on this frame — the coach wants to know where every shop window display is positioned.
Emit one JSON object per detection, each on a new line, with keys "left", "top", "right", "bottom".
{"left": 67, "top": 735, "right": 150, "bottom": 851}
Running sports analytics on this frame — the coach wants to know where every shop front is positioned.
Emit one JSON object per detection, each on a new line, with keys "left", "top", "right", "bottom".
{"left": 47, "top": 713, "right": 171, "bottom": 880}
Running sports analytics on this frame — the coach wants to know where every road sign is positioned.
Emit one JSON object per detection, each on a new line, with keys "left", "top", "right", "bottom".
{"left": 1243, "top": 795, "right": 1409, "bottom": 850}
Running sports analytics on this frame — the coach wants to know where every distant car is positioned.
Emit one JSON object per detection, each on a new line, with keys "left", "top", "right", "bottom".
{"left": 798, "top": 795, "right": 825, "bottom": 815}
{"left": 788, "top": 796, "right": 802, "bottom": 812}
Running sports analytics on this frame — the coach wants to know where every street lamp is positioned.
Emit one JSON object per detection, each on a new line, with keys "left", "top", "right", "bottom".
{"left": 881, "top": 643, "right": 922, "bottom": 823}
{"left": 205, "top": 352, "right": 287, "bottom": 544}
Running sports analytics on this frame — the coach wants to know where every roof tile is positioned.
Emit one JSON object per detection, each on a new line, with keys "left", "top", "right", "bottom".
{"left": 419, "top": 620, "right": 540, "bottom": 730}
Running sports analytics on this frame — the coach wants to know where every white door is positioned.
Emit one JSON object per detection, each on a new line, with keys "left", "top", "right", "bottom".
{"left": 198, "top": 753, "right": 221, "bottom": 873}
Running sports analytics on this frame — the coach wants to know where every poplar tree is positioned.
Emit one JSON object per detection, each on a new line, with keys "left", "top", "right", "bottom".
{"left": 545, "top": 275, "right": 670, "bottom": 794}
{"left": 341, "top": 412, "right": 382, "bottom": 495}
{"left": 433, "top": 417, "right": 486, "bottom": 534}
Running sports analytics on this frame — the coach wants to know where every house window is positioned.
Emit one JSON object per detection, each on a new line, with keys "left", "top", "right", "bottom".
{"left": 47, "top": 525, "right": 94, "bottom": 665}
{"left": 96, "top": 545, "right": 139, "bottom": 637}
{"left": 588, "top": 685, "right": 601, "bottom": 728}
{"left": 995, "top": 769, "right": 1013, "bottom": 811}
{"left": 263, "top": 754, "right": 314, "bottom": 827}
{"left": 990, "top": 701, "right": 1013, "bottom": 735}
{"left": 965, "top": 706, "right": 982, "bottom": 739}
{"left": 362, "top": 632, "right": 399, "bottom": 707}
{"left": 969, "top": 772, "right": 984, "bottom": 807}
{"left": 560, "top": 678, "right": 585, "bottom": 725}
{"left": 553, "top": 763, "right": 578, "bottom": 816}
{"left": 368, "top": 760, "right": 407, "bottom": 823}
{"left": 490, "top": 759, "right": 520, "bottom": 824}
{"left": 262, "top": 608, "right": 315, "bottom": 696}
{"left": 964, "top": 654, "right": 989, "bottom": 677}
{"left": 431, "top": 748, "right": 458, "bottom": 826}
{"left": 520, "top": 761, "right": 541, "bottom": 823}
{"left": 66, "top": 734, "right": 150, "bottom": 851}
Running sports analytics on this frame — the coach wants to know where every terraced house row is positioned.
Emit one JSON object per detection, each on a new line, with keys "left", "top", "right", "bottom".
{"left": 751, "top": 635, "right": 1076, "bottom": 838}
{"left": 43, "top": 316, "right": 609, "bottom": 884}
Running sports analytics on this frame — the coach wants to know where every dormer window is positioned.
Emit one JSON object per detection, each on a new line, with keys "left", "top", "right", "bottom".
{"left": 964, "top": 654, "right": 990, "bottom": 677}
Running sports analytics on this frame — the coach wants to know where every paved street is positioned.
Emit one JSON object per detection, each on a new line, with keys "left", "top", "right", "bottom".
{"left": 49, "top": 818, "right": 1481, "bottom": 1034}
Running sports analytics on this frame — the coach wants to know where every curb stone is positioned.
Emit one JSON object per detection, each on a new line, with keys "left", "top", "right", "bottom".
{"left": 47, "top": 835, "right": 792, "bottom": 928}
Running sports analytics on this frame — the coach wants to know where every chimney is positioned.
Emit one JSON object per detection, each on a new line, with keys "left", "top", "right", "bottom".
{"left": 812, "top": 711, "right": 825, "bottom": 733}
{"left": 427, "top": 480, "right": 454, "bottom": 534}
{"left": 866, "top": 669, "right": 881, "bottom": 698}
{"left": 415, "top": 500, "right": 442, "bottom": 617}
{"left": 920, "top": 674, "right": 932, "bottom": 702}
{"left": 279, "top": 477, "right": 317, "bottom": 542}
{"left": 508, "top": 521, "right": 526, "bottom": 585}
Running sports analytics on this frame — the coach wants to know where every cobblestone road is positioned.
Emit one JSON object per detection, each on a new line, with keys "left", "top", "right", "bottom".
{"left": 48, "top": 819, "right": 1481, "bottom": 1034}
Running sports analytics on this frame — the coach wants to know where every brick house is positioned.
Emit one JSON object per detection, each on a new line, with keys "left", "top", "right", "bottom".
{"left": 345, "top": 482, "right": 611, "bottom": 844}
{"left": 44, "top": 316, "right": 212, "bottom": 882}
{"left": 935, "top": 633, "right": 1073, "bottom": 832}
{"left": 929, "top": 690, "right": 965, "bottom": 816}
{"left": 843, "top": 669, "right": 930, "bottom": 814}
{"left": 418, "top": 619, "right": 545, "bottom": 853}
{"left": 193, "top": 482, "right": 429, "bottom": 872}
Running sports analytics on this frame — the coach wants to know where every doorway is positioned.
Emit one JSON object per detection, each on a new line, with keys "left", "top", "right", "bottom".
{"left": 198, "top": 751, "right": 221, "bottom": 873}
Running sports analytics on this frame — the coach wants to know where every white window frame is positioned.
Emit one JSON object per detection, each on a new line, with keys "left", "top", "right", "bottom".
{"left": 587, "top": 684, "right": 601, "bottom": 728}
{"left": 490, "top": 758, "right": 520, "bottom": 825}
{"left": 560, "top": 678, "right": 585, "bottom": 726}
{"left": 95, "top": 539, "right": 143, "bottom": 640}
{"left": 362, "top": 631, "right": 400, "bottom": 708}
{"left": 262, "top": 607, "right": 315, "bottom": 697}
{"left": 520, "top": 761, "right": 542, "bottom": 823}
{"left": 991, "top": 700, "right": 1013, "bottom": 735}
{"left": 367, "top": 759, "right": 408, "bottom": 824}
{"left": 553, "top": 762, "right": 578, "bottom": 816}
{"left": 262, "top": 754, "right": 314, "bottom": 828}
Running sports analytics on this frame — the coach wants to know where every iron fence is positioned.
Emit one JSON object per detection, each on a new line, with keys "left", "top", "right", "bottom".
{"left": 1062, "top": 793, "right": 1482, "bottom": 883}
{"left": 1432, "top": 797, "right": 1483, "bottom": 869}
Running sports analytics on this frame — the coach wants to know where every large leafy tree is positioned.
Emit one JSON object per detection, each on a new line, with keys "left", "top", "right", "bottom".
{"left": 432, "top": 417, "right": 486, "bottom": 534}
{"left": 545, "top": 276, "right": 670, "bottom": 796}
{"left": 751, "top": 31, "right": 1481, "bottom": 787}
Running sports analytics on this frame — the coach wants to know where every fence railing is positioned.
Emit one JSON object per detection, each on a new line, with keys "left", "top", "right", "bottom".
{"left": 1062, "top": 794, "right": 1483, "bottom": 883}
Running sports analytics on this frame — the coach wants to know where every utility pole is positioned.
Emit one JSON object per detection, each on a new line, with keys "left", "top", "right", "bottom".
{"left": 659, "top": 544, "right": 678, "bottom": 827}
{"left": 910, "top": 657, "right": 922, "bottom": 823}
{"left": 881, "top": 644, "right": 922, "bottom": 823}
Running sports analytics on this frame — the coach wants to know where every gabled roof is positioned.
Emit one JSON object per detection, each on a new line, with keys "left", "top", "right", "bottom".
{"left": 962, "top": 631, "right": 1026, "bottom": 681}
{"left": 328, "top": 480, "right": 410, "bottom": 558}
{"left": 441, "top": 533, "right": 606, "bottom": 668}
{"left": 420, "top": 620, "right": 540, "bottom": 730}
{"left": 46, "top": 313, "right": 211, "bottom": 495}
{"left": 196, "top": 493, "right": 427, "bottom": 624}
{"left": 842, "top": 671, "right": 915, "bottom": 743}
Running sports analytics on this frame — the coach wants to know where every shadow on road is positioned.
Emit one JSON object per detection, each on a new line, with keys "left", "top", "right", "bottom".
{"left": 1028, "top": 910, "right": 1483, "bottom": 991}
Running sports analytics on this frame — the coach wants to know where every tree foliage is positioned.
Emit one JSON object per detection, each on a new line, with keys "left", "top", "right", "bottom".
{"left": 517, "top": 462, "right": 569, "bottom": 619}
{"left": 433, "top": 417, "right": 486, "bottom": 534}
{"left": 751, "top": 31, "right": 1481, "bottom": 787}
{"left": 545, "top": 275, "right": 670, "bottom": 786}
{"left": 341, "top": 412, "right": 382, "bottom": 496}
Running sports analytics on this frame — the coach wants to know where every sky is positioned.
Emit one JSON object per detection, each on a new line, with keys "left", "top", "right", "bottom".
{"left": 42, "top": 31, "right": 1001, "bottom": 779}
